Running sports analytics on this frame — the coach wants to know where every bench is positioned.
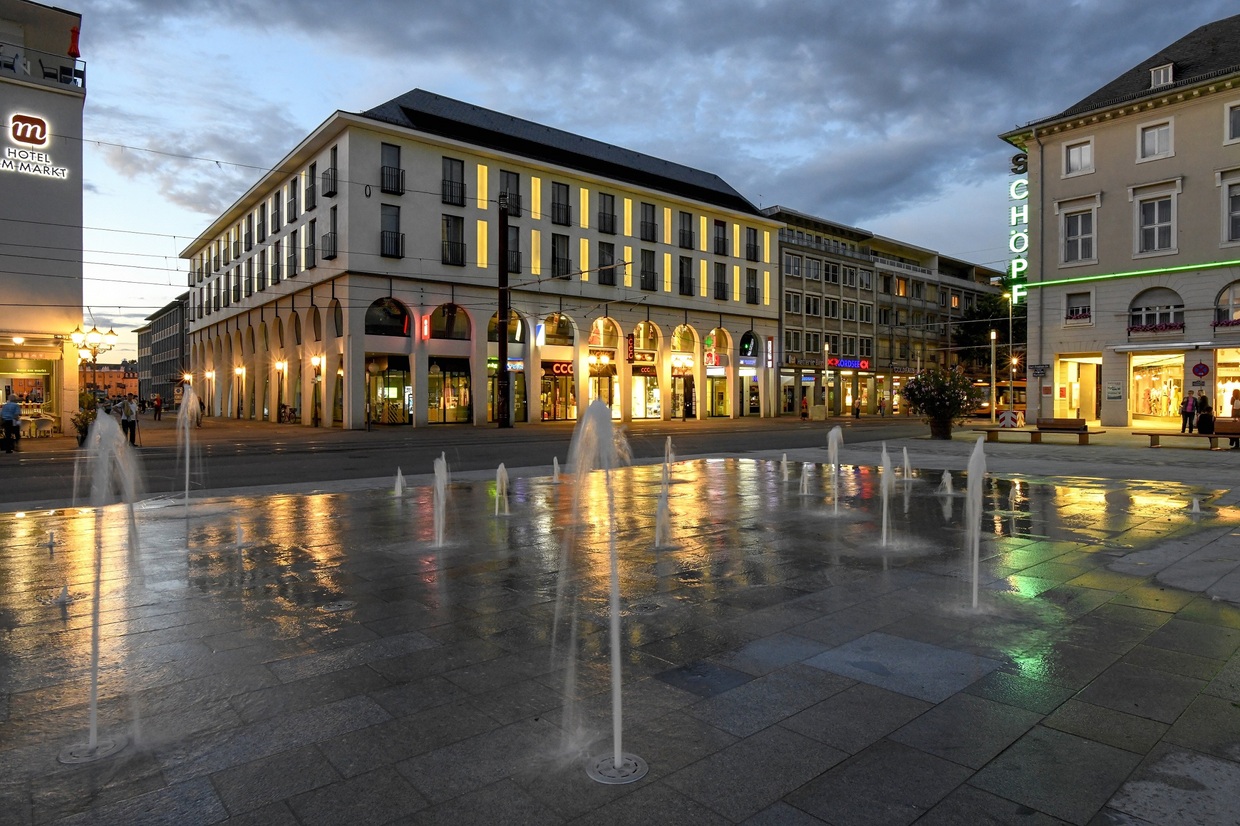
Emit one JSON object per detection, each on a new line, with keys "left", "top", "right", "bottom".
{"left": 1133, "top": 418, "right": 1240, "bottom": 450}
{"left": 973, "top": 417, "right": 1105, "bottom": 446}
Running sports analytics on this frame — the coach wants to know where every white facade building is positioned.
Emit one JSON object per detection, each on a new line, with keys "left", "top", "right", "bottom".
{"left": 182, "top": 90, "right": 781, "bottom": 428}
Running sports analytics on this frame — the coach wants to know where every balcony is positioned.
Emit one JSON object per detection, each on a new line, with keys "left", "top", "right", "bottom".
{"left": 256, "top": 217, "right": 266, "bottom": 242}
{"left": 270, "top": 262, "right": 281, "bottom": 284}
{"left": 321, "top": 167, "right": 338, "bottom": 197}
{"left": 679, "top": 230, "right": 695, "bottom": 250}
{"left": 381, "top": 166, "right": 405, "bottom": 195}
{"left": 305, "top": 180, "right": 316, "bottom": 211}
{"left": 507, "top": 249, "right": 521, "bottom": 274}
{"left": 442, "top": 240, "right": 465, "bottom": 266}
{"left": 714, "top": 236, "right": 729, "bottom": 256}
{"left": 321, "top": 232, "right": 338, "bottom": 260}
{"left": 597, "top": 212, "right": 616, "bottom": 235}
{"left": 746, "top": 286, "right": 759, "bottom": 305}
{"left": 551, "top": 202, "right": 572, "bottom": 226}
{"left": 304, "top": 242, "right": 316, "bottom": 270}
{"left": 231, "top": 240, "right": 241, "bottom": 259}
{"left": 382, "top": 231, "right": 406, "bottom": 259}
{"left": 552, "top": 256, "right": 573, "bottom": 279}
{"left": 286, "top": 253, "right": 297, "bottom": 277}
{"left": 745, "top": 242, "right": 761, "bottom": 262}
{"left": 640, "top": 269, "right": 657, "bottom": 291}
{"left": 244, "top": 231, "right": 253, "bottom": 251}
{"left": 0, "top": 41, "right": 86, "bottom": 91}
{"left": 640, "top": 221, "right": 658, "bottom": 243}
{"left": 286, "top": 197, "right": 297, "bottom": 221}
{"left": 714, "top": 279, "right": 728, "bottom": 300}
{"left": 501, "top": 191, "right": 522, "bottom": 217}
{"left": 679, "top": 275, "right": 694, "bottom": 296}
{"left": 871, "top": 253, "right": 932, "bottom": 275}
{"left": 441, "top": 179, "right": 466, "bottom": 206}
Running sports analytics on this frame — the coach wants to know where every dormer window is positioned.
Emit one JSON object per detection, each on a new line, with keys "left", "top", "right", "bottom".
{"left": 1151, "top": 64, "right": 1173, "bottom": 88}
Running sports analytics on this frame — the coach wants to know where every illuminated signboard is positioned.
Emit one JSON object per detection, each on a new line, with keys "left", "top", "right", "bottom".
{"left": 827, "top": 357, "right": 870, "bottom": 370}
{"left": 3, "top": 113, "right": 70, "bottom": 180}
{"left": 1008, "top": 152, "right": 1028, "bottom": 303}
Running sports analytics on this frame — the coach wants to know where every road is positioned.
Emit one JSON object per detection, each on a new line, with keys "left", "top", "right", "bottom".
{"left": 2, "top": 414, "right": 926, "bottom": 510}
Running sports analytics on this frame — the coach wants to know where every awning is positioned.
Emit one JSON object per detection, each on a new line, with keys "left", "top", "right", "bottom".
{"left": 1109, "top": 341, "right": 1212, "bottom": 353}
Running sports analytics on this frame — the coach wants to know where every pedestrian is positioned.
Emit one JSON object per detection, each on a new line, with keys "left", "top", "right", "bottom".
{"left": 1197, "top": 394, "right": 1215, "bottom": 436}
{"left": 1230, "top": 389, "right": 1240, "bottom": 449}
{"left": 0, "top": 394, "right": 20, "bottom": 453}
{"left": 800, "top": 396, "right": 808, "bottom": 421}
{"left": 197, "top": 397, "right": 205, "bottom": 428}
{"left": 119, "top": 393, "right": 138, "bottom": 445}
{"left": 878, "top": 397, "right": 885, "bottom": 417}
{"left": 1180, "top": 393, "right": 1196, "bottom": 433}
{"left": 153, "top": 395, "right": 162, "bottom": 421}
{"left": 852, "top": 397, "right": 861, "bottom": 419}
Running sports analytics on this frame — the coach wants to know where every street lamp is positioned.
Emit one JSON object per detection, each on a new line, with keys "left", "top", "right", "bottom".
{"left": 234, "top": 366, "right": 245, "bottom": 419}
{"left": 310, "top": 355, "right": 322, "bottom": 427}
{"left": 204, "top": 370, "right": 215, "bottom": 417}
{"left": 1003, "top": 292, "right": 1016, "bottom": 416}
{"left": 71, "top": 325, "right": 118, "bottom": 400}
{"left": 989, "top": 330, "right": 997, "bottom": 423}
{"left": 823, "top": 340, "right": 830, "bottom": 415}
{"left": 274, "top": 361, "right": 287, "bottom": 423}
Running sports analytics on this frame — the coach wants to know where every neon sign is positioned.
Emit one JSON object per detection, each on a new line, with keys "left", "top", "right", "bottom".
{"left": 1008, "top": 153, "right": 1028, "bottom": 285}
{"left": 2, "top": 113, "right": 70, "bottom": 180}
{"left": 827, "top": 357, "right": 870, "bottom": 370}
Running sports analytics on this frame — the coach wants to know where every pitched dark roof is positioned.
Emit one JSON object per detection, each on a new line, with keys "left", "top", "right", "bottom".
{"left": 360, "top": 90, "right": 762, "bottom": 216}
{"left": 1058, "top": 13, "right": 1240, "bottom": 118}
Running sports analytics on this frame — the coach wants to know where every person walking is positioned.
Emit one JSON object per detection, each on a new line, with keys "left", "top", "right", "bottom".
{"left": 1197, "top": 394, "right": 1215, "bottom": 436}
{"left": 1180, "top": 393, "right": 1196, "bottom": 433}
{"left": 1230, "top": 388, "right": 1240, "bottom": 449}
{"left": 152, "top": 395, "right": 163, "bottom": 421}
{"left": 119, "top": 393, "right": 138, "bottom": 446}
{"left": 1, "top": 394, "right": 20, "bottom": 453}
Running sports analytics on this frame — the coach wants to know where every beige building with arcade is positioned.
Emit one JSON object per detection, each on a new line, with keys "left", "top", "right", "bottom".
{"left": 1002, "top": 13, "right": 1240, "bottom": 427}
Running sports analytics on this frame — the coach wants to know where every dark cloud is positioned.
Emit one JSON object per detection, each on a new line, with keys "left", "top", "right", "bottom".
{"left": 81, "top": 0, "right": 1240, "bottom": 258}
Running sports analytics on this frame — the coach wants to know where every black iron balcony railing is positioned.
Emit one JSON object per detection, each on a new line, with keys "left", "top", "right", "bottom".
{"left": 551, "top": 202, "right": 572, "bottom": 226}
{"left": 321, "top": 232, "right": 338, "bottom": 260}
{"left": 714, "top": 236, "right": 729, "bottom": 256}
{"left": 679, "top": 230, "right": 695, "bottom": 250}
{"left": 745, "top": 242, "right": 761, "bottom": 262}
{"left": 507, "top": 249, "right": 521, "bottom": 274}
{"left": 597, "top": 212, "right": 616, "bottom": 235}
{"left": 640, "top": 268, "right": 657, "bottom": 291}
{"left": 715, "top": 278, "right": 728, "bottom": 300}
{"left": 286, "top": 252, "right": 297, "bottom": 276}
{"left": 679, "top": 274, "right": 694, "bottom": 296}
{"left": 381, "top": 231, "right": 406, "bottom": 258}
{"left": 304, "top": 241, "right": 316, "bottom": 270}
{"left": 599, "top": 265, "right": 616, "bottom": 286}
{"left": 244, "top": 231, "right": 253, "bottom": 251}
{"left": 270, "top": 262, "right": 282, "bottom": 284}
{"left": 640, "top": 221, "right": 658, "bottom": 242}
{"left": 305, "top": 179, "right": 317, "bottom": 211}
{"left": 501, "top": 191, "right": 522, "bottom": 217}
{"left": 381, "top": 166, "right": 405, "bottom": 195}
{"left": 746, "top": 287, "right": 760, "bottom": 305}
{"left": 256, "top": 216, "right": 266, "bottom": 242}
{"left": 232, "top": 240, "right": 241, "bottom": 258}
{"left": 552, "top": 255, "right": 573, "bottom": 279}
{"left": 442, "top": 240, "right": 465, "bottom": 266}
{"left": 321, "top": 167, "right": 338, "bottom": 197}
{"left": 441, "top": 179, "right": 466, "bottom": 206}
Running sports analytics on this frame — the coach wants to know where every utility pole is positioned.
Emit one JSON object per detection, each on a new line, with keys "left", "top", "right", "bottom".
{"left": 496, "top": 194, "right": 512, "bottom": 428}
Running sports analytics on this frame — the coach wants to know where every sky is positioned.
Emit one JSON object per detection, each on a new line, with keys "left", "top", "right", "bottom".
{"left": 71, "top": 0, "right": 1239, "bottom": 361}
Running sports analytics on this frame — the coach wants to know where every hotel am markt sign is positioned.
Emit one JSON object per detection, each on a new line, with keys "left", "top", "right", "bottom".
{"left": 3, "top": 113, "right": 70, "bottom": 180}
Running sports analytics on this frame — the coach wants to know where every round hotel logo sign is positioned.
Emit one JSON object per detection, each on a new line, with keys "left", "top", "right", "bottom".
{"left": 11, "top": 114, "right": 48, "bottom": 146}
{"left": 3, "top": 113, "right": 69, "bottom": 180}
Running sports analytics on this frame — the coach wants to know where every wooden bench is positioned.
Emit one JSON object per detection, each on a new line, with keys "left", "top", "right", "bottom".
{"left": 1133, "top": 418, "right": 1240, "bottom": 450}
{"left": 973, "top": 417, "right": 1105, "bottom": 445}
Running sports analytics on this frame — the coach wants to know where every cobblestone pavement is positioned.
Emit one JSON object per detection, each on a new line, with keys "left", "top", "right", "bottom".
{"left": 1, "top": 425, "right": 1239, "bottom": 824}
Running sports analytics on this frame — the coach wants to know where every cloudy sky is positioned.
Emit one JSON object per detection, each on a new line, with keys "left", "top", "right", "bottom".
{"left": 74, "top": 0, "right": 1238, "bottom": 360}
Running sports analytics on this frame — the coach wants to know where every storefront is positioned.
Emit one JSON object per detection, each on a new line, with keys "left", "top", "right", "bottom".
{"left": 1130, "top": 353, "right": 1181, "bottom": 421}
{"left": 588, "top": 350, "right": 619, "bottom": 419}
{"left": 428, "top": 357, "right": 471, "bottom": 423}
{"left": 541, "top": 360, "right": 576, "bottom": 421}
{"left": 1216, "top": 348, "right": 1240, "bottom": 416}
{"left": 630, "top": 362, "right": 660, "bottom": 419}
{"left": 486, "top": 357, "right": 527, "bottom": 424}
{"left": 366, "top": 354, "right": 412, "bottom": 425}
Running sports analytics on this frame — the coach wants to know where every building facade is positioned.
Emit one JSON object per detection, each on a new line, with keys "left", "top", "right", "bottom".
{"left": 1001, "top": 13, "right": 1240, "bottom": 426}
{"left": 136, "top": 292, "right": 187, "bottom": 408}
{"left": 0, "top": 0, "right": 85, "bottom": 430}
{"left": 766, "top": 206, "right": 1001, "bottom": 417}
{"left": 181, "top": 90, "right": 782, "bottom": 428}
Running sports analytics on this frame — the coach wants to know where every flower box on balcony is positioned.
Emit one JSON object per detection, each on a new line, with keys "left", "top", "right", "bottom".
{"left": 1211, "top": 318, "right": 1240, "bottom": 329}
{"left": 1126, "top": 322, "right": 1185, "bottom": 335}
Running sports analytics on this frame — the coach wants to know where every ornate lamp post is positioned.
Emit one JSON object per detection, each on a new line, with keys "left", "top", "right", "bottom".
{"left": 71, "top": 325, "right": 118, "bottom": 399}
{"left": 204, "top": 371, "right": 215, "bottom": 416}
{"left": 274, "top": 361, "right": 287, "bottom": 423}
{"left": 310, "top": 355, "right": 322, "bottom": 427}
{"left": 233, "top": 366, "right": 245, "bottom": 419}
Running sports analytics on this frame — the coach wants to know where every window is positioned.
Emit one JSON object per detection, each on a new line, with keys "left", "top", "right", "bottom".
{"left": 678, "top": 256, "right": 694, "bottom": 295}
{"left": 678, "top": 211, "right": 694, "bottom": 249}
{"left": 442, "top": 157, "right": 465, "bottom": 206}
{"left": 1066, "top": 291, "right": 1092, "bottom": 323}
{"left": 323, "top": 206, "right": 338, "bottom": 260}
{"left": 745, "top": 268, "right": 759, "bottom": 304}
{"left": 859, "top": 304, "right": 872, "bottom": 323}
{"left": 306, "top": 163, "right": 317, "bottom": 210}
{"left": 895, "top": 278, "right": 907, "bottom": 297}
{"left": 1064, "top": 138, "right": 1094, "bottom": 176}
{"left": 272, "top": 240, "right": 282, "bottom": 284}
{"left": 805, "top": 258, "right": 821, "bottom": 281}
{"left": 785, "top": 291, "right": 802, "bottom": 314}
{"left": 859, "top": 337, "right": 872, "bottom": 358}
{"left": 305, "top": 219, "right": 316, "bottom": 269}
{"left": 506, "top": 225, "right": 521, "bottom": 273}
{"left": 843, "top": 267, "right": 856, "bottom": 288}
{"left": 598, "top": 193, "right": 616, "bottom": 234}
{"left": 859, "top": 270, "right": 872, "bottom": 291}
{"left": 784, "top": 253, "right": 802, "bottom": 278}
{"left": 1138, "top": 120, "right": 1173, "bottom": 161}
{"left": 1063, "top": 209, "right": 1095, "bottom": 263}
{"left": 381, "top": 143, "right": 404, "bottom": 194}
{"left": 842, "top": 336, "right": 856, "bottom": 357}
{"left": 551, "top": 182, "right": 571, "bottom": 226}
{"left": 784, "top": 330, "right": 802, "bottom": 353}
{"left": 271, "top": 195, "right": 281, "bottom": 231}
{"left": 287, "top": 228, "right": 298, "bottom": 276}
{"left": 878, "top": 307, "right": 891, "bottom": 325}
{"left": 713, "top": 220, "right": 728, "bottom": 255}
{"left": 245, "top": 214, "right": 254, "bottom": 251}
{"left": 1128, "top": 288, "right": 1184, "bottom": 331}
{"left": 1136, "top": 193, "right": 1175, "bottom": 254}
{"left": 1228, "top": 102, "right": 1240, "bottom": 145}
{"left": 256, "top": 207, "right": 266, "bottom": 243}
{"left": 805, "top": 295, "right": 820, "bottom": 317}
{"left": 500, "top": 170, "right": 522, "bottom": 216}
{"left": 880, "top": 274, "right": 891, "bottom": 294}
{"left": 911, "top": 281, "right": 923, "bottom": 300}
{"left": 640, "top": 202, "right": 657, "bottom": 242}
{"left": 824, "top": 262, "right": 839, "bottom": 285}
{"left": 381, "top": 205, "right": 403, "bottom": 258}
{"left": 1215, "top": 281, "right": 1240, "bottom": 325}
{"left": 287, "top": 180, "right": 298, "bottom": 222}
{"left": 598, "top": 242, "right": 615, "bottom": 285}
{"left": 552, "top": 233, "right": 571, "bottom": 278}
{"left": 842, "top": 301, "right": 856, "bottom": 321}
{"left": 714, "top": 262, "right": 728, "bottom": 300}
{"left": 256, "top": 249, "right": 267, "bottom": 290}
{"left": 745, "top": 227, "right": 760, "bottom": 261}
{"left": 1228, "top": 181, "right": 1240, "bottom": 244}
{"left": 805, "top": 332, "right": 820, "bottom": 354}
{"left": 441, "top": 214, "right": 464, "bottom": 265}
{"left": 1150, "top": 63, "right": 1173, "bottom": 88}
{"left": 244, "top": 259, "right": 253, "bottom": 296}
{"left": 824, "top": 298, "right": 839, "bottom": 319}
{"left": 641, "top": 249, "right": 657, "bottom": 291}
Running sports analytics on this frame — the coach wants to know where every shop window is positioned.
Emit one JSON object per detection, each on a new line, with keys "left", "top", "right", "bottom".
{"left": 364, "top": 298, "right": 411, "bottom": 337}
{"left": 1214, "top": 281, "right": 1240, "bottom": 329}
{"left": 430, "top": 303, "right": 471, "bottom": 340}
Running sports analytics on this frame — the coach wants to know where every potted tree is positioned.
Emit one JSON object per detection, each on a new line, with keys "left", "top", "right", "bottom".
{"left": 901, "top": 368, "right": 982, "bottom": 440}
{"left": 71, "top": 389, "right": 98, "bottom": 446}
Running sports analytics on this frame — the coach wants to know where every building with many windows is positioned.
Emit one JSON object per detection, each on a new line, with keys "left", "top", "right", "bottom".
{"left": 1001, "top": 13, "right": 1240, "bottom": 426}
{"left": 765, "top": 206, "right": 1001, "bottom": 417}
{"left": 135, "top": 292, "right": 188, "bottom": 408}
{"left": 181, "top": 90, "right": 781, "bottom": 428}
{"left": 0, "top": 0, "right": 85, "bottom": 431}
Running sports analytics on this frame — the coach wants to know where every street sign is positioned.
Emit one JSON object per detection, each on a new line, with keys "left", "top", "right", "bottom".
{"left": 1192, "top": 380, "right": 1206, "bottom": 387}
{"left": 1031, "top": 364, "right": 1049, "bottom": 378}
{"left": 1192, "top": 363, "right": 1210, "bottom": 378}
